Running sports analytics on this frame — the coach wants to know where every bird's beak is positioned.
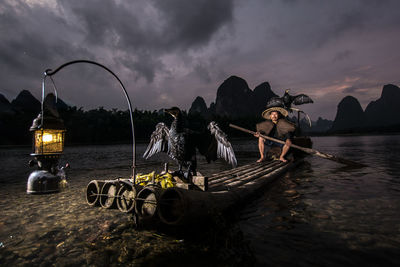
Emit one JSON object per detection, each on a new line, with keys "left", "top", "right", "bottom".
{"left": 164, "top": 108, "right": 175, "bottom": 118}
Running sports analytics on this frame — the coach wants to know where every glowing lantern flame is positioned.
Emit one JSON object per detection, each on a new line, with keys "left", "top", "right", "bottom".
{"left": 33, "top": 129, "right": 65, "bottom": 155}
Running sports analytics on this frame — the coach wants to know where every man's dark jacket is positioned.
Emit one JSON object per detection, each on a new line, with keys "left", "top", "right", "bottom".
{"left": 256, "top": 119, "right": 296, "bottom": 140}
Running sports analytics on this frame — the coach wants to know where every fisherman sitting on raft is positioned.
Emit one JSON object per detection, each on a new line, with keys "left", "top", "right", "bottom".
{"left": 254, "top": 105, "right": 296, "bottom": 163}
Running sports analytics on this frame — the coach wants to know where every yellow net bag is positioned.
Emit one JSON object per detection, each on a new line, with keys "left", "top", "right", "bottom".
{"left": 135, "top": 172, "right": 175, "bottom": 189}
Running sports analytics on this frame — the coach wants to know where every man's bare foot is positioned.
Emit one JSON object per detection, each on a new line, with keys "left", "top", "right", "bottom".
{"left": 256, "top": 157, "right": 265, "bottom": 163}
{"left": 279, "top": 157, "right": 287, "bottom": 163}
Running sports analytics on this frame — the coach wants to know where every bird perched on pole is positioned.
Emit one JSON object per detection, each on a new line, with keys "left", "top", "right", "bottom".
{"left": 143, "top": 107, "right": 237, "bottom": 180}
{"left": 267, "top": 89, "right": 313, "bottom": 110}
{"left": 266, "top": 89, "right": 314, "bottom": 127}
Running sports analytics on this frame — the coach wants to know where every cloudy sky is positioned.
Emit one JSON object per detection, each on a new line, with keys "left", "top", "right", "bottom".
{"left": 1, "top": 0, "right": 399, "bottom": 120}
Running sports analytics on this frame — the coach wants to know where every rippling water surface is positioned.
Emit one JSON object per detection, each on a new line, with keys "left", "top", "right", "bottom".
{"left": 237, "top": 135, "right": 400, "bottom": 266}
{"left": 0, "top": 135, "right": 399, "bottom": 266}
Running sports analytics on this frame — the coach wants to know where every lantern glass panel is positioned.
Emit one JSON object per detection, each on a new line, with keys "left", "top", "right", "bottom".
{"left": 34, "top": 129, "right": 65, "bottom": 154}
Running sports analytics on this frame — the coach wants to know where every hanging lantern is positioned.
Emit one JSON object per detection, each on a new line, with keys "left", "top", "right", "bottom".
{"left": 27, "top": 94, "right": 68, "bottom": 194}
{"left": 32, "top": 126, "right": 65, "bottom": 155}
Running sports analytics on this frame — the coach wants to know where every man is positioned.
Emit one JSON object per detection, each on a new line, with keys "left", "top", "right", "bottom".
{"left": 254, "top": 106, "right": 296, "bottom": 163}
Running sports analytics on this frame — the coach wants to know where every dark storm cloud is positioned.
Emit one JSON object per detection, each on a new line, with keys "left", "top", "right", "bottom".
{"left": 0, "top": 0, "right": 234, "bottom": 106}
{"left": 56, "top": 0, "right": 163, "bottom": 83}
{"left": 333, "top": 50, "right": 353, "bottom": 62}
{"left": 0, "top": 2, "right": 60, "bottom": 71}
{"left": 59, "top": 0, "right": 234, "bottom": 51}
{"left": 54, "top": 0, "right": 234, "bottom": 83}
{"left": 228, "top": 0, "right": 400, "bottom": 119}
{"left": 321, "top": 10, "right": 366, "bottom": 45}
{"left": 1, "top": 0, "right": 400, "bottom": 120}
{"left": 152, "top": 0, "right": 234, "bottom": 49}
{"left": 58, "top": 1, "right": 144, "bottom": 47}
{"left": 0, "top": 1, "right": 95, "bottom": 99}
{"left": 260, "top": 0, "right": 400, "bottom": 55}
{"left": 194, "top": 64, "right": 212, "bottom": 83}
{"left": 119, "top": 52, "right": 164, "bottom": 83}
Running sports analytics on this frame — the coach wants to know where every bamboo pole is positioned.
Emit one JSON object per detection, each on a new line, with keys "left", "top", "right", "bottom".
{"left": 229, "top": 124, "right": 366, "bottom": 168}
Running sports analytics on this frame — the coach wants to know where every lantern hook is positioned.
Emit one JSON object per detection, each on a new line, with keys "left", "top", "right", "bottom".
{"left": 42, "top": 60, "right": 137, "bottom": 181}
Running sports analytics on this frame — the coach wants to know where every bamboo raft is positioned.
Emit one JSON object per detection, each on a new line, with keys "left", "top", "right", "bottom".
{"left": 157, "top": 159, "right": 302, "bottom": 225}
{"left": 85, "top": 157, "right": 303, "bottom": 226}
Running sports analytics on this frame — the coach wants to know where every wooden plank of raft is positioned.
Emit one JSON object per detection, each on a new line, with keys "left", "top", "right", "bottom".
{"left": 228, "top": 160, "right": 302, "bottom": 197}
{"left": 207, "top": 162, "right": 261, "bottom": 180}
{"left": 210, "top": 161, "right": 260, "bottom": 176}
{"left": 157, "top": 159, "right": 303, "bottom": 226}
{"left": 208, "top": 161, "right": 280, "bottom": 187}
{"left": 214, "top": 162, "right": 287, "bottom": 191}
{"left": 209, "top": 161, "right": 285, "bottom": 189}
{"left": 209, "top": 161, "right": 286, "bottom": 191}
{"left": 192, "top": 175, "right": 207, "bottom": 191}
{"left": 208, "top": 164, "right": 271, "bottom": 185}
{"left": 208, "top": 161, "right": 277, "bottom": 184}
{"left": 210, "top": 159, "right": 302, "bottom": 199}
{"left": 208, "top": 161, "right": 280, "bottom": 185}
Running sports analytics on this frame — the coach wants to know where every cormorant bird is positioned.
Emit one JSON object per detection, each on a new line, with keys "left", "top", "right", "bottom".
{"left": 143, "top": 107, "right": 237, "bottom": 178}
{"left": 266, "top": 89, "right": 314, "bottom": 127}
{"left": 267, "top": 89, "right": 313, "bottom": 110}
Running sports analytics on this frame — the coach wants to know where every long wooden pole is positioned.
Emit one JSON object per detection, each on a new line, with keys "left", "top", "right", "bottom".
{"left": 229, "top": 124, "right": 366, "bottom": 168}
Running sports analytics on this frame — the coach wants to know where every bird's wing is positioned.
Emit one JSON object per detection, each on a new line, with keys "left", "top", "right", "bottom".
{"left": 292, "top": 94, "right": 313, "bottom": 105}
{"left": 205, "top": 122, "right": 237, "bottom": 168}
{"left": 143, "top": 122, "right": 170, "bottom": 159}
{"left": 266, "top": 97, "right": 284, "bottom": 108}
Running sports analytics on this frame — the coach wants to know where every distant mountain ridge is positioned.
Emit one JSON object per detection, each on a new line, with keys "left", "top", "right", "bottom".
{"left": 0, "top": 94, "right": 14, "bottom": 115}
{"left": 2, "top": 80, "right": 399, "bottom": 142}
{"left": 0, "top": 90, "right": 69, "bottom": 117}
{"left": 189, "top": 75, "right": 277, "bottom": 119}
{"left": 0, "top": 90, "right": 41, "bottom": 116}
{"left": 11, "top": 90, "right": 41, "bottom": 114}
{"left": 189, "top": 78, "right": 400, "bottom": 134}
{"left": 331, "top": 96, "right": 365, "bottom": 132}
{"left": 330, "top": 84, "right": 400, "bottom": 133}
{"left": 0, "top": 90, "right": 41, "bottom": 145}
{"left": 364, "top": 84, "right": 400, "bottom": 127}
{"left": 189, "top": 75, "right": 329, "bottom": 133}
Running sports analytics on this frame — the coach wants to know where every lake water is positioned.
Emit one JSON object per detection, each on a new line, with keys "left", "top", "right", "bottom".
{"left": 0, "top": 135, "right": 399, "bottom": 266}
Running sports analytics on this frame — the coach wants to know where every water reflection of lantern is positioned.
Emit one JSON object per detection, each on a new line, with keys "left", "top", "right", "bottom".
{"left": 27, "top": 94, "right": 68, "bottom": 194}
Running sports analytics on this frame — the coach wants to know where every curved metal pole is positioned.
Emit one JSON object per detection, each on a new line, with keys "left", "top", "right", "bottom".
{"left": 40, "top": 75, "right": 60, "bottom": 127}
{"left": 42, "top": 60, "right": 136, "bottom": 181}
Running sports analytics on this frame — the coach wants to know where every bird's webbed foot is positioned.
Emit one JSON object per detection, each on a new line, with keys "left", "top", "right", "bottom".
{"left": 184, "top": 164, "right": 197, "bottom": 184}
{"left": 171, "top": 169, "right": 191, "bottom": 183}
{"left": 184, "top": 169, "right": 194, "bottom": 184}
{"left": 171, "top": 164, "right": 184, "bottom": 177}
{"left": 172, "top": 169, "right": 185, "bottom": 179}
{"left": 172, "top": 163, "right": 196, "bottom": 184}
{"left": 183, "top": 171, "right": 192, "bottom": 184}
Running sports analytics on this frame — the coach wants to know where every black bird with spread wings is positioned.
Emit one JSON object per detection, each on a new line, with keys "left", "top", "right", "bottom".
{"left": 143, "top": 107, "right": 237, "bottom": 178}
{"left": 266, "top": 89, "right": 313, "bottom": 110}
